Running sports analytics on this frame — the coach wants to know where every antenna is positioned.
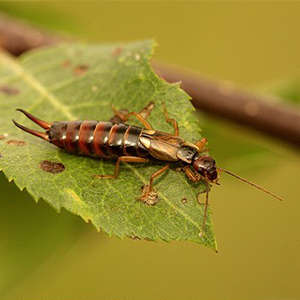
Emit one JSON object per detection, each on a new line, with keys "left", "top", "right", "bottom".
{"left": 218, "top": 167, "right": 283, "bottom": 201}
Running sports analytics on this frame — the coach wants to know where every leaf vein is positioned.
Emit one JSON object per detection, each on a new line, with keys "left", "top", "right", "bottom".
{"left": 0, "top": 52, "right": 76, "bottom": 120}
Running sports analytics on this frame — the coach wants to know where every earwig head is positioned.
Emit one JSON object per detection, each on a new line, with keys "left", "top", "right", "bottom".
{"left": 193, "top": 155, "right": 219, "bottom": 182}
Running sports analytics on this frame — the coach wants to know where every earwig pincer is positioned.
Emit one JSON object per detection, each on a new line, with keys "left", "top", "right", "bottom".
{"left": 13, "top": 102, "right": 282, "bottom": 237}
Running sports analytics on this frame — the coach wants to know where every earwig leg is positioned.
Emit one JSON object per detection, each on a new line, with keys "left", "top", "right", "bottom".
{"left": 138, "top": 101, "right": 155, "bottom": 119}
{"left": 111, "top": 102, "right": 154, "bottom": 123}
{"left": 199, "top": 181, "right": 210, "bottom": 238}
{"left": 122, "top": 112, "right": 153, "bottom": 130}
{"left": 94, "top": 156, "right": 149, "bottom": 179}
{"left": 140, "top": 164, "right": 169, "bottom": 205}
{"left": 110, "top": 102, "right": 154, "bottom": 129}
{"left": 195, "top": 138, "right": 208, "bottom": 153}
{"left": 148, "top": 164, "right": 170, "bottom": 191}
{"left": 162, "top": 103, "right": 179, "bottom": 136}
{"left": 185, "top": 164, "right": 210, "bottom": 237}
{"left": 184, "top": 166, "right": 201, "bottom": 182}
{"left": 110, "top": 105, "right": 129, "bottom": 124}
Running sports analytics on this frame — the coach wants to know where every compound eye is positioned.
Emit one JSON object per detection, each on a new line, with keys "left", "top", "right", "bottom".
{"left": 208, "top": 169, "right": 218, "bottom": 181}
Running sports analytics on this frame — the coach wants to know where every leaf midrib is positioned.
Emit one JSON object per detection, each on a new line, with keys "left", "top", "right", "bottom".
{"left": 0, "top": 51, "right": 76, "bottom": 120}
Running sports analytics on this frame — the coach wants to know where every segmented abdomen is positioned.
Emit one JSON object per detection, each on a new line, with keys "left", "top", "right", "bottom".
{"left": 49, "top": 121, "right": 148, "bottom": 158}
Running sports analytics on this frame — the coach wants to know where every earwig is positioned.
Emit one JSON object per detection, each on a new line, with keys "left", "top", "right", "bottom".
{"left": 13, "top": 103, "right": 283, "bottom": 237}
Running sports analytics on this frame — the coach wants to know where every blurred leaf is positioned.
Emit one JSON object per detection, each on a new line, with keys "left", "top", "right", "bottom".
{"left": 0, "top": 2, "right": 80, "bottom": 35}
{"left": 0, "top": 41, "right": 216, "bottom": 250}
{"left": 263, "top": 77, "right": 300, "bottom": 105}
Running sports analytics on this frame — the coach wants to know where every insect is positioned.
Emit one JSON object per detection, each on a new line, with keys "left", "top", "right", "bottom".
{"left": 13, "top": 102, "right": 282, "bottom": 237}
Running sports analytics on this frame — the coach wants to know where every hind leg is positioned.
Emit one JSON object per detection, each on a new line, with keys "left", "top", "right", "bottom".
{"left": 110, "top": 102, "right": 155, "bottom": 130}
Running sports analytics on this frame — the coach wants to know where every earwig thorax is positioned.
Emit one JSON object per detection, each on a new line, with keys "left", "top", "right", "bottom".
{"left": 177, "top": 145, "right": 198, "bottom": 163}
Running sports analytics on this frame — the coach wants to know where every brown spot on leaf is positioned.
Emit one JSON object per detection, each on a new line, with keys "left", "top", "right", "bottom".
{"left": 0, "top": 133, "right": 9, "bottom": 140}
{"left": 112, "top": 46, "right": 124, "bottom": 57}
{"left": 140, "top": 184, "right": 158, "bottom": 205}
{"left": 39, "top": 160, "right": 65, "bottom": 174}
{"left": 0, "top": 85, "right": 20, "bottom": 96}
{"left": 73, "top": 65, "right": 89, "bottom": 76}
{"left": 181, "top": 198, "right": 188, "bottom": 204}
{"left": 0, "top": 153, "right": 2, "bottom": 158}
{"left": 6, "top": 140, "right": 26, "bottom": 146}
{"left": 62, "top": 60, "right": 71, "bottom": 68}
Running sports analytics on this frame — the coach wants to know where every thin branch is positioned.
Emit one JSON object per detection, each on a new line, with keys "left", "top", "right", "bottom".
{"left": 0, "top": 12, "right": 60, "bottom": 56}
{"left": 0, "top": 13, "right": 299, "bottom": 147}
{"left": 153, "top": 61, "right": 300, "bottom": 147}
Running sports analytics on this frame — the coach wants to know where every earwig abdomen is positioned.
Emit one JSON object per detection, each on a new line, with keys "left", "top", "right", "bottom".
{"left": 48, "top": 121, "right": 149, "bottom": 158}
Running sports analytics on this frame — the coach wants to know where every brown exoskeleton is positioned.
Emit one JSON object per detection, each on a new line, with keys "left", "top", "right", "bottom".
{"left": 13, "top": 102, "right": 282, "bottom": 237}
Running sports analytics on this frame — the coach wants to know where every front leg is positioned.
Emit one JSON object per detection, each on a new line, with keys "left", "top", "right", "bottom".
{"left": 195, "top": 138, "right": 208, "bottom": 153}
{"left": 140, "top": 164, "right": 170, "bottom": 205}
{"left": 184, "top": 165, "right": 210, "bottom": 238}
{"left": 184, "top": 166, "right": 201, "bottom": 182}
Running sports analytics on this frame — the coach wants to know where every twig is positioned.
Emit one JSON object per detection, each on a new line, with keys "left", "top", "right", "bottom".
{"left": 0, "top": 12, "right": 60, "bottom": 56}
{"left": 153, "top": 61, "right": 300, "bottom": 147}
{"left": 0, "top": 13, "right": 299, "bottom": 147}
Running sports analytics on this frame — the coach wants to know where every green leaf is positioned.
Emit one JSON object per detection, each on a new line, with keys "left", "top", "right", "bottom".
{"left": 0, "top": 40, "right": 217, "bottom": 250}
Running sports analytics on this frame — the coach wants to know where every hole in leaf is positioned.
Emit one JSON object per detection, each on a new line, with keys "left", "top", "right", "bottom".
{"left": 0, "top": 133, "right": 9, "bottom": 140}
{"left": 39, "top": 160, "right": 65, "bottom": 174}
{"left": 181, "top": 198, "right": 188, "bottom": 204}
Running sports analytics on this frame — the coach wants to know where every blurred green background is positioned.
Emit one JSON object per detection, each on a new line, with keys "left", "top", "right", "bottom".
{"left": 0, "top": 1, "right": 299, "bottom": 299}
